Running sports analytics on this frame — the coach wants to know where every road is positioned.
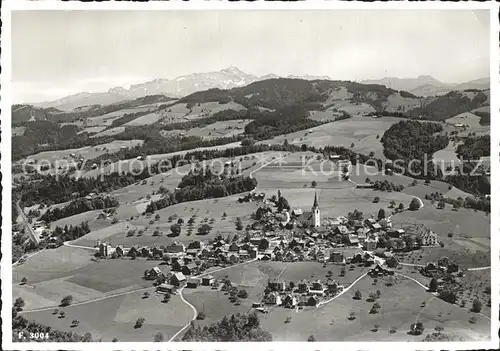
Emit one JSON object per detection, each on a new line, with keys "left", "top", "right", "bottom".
{"left": 16, "top": 201, "right": 40, "bottom": 245}
{"left": 63, "top": 241, "right": 98, "bottom": 251}
{"left": 168, "top": 257, "right": 259, "bottom": 341}
{"left": 317, "top": 272, "right": 368, "bottom": 307}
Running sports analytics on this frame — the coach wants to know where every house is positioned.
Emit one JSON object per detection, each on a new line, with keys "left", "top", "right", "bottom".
{"left": 368, "top": 264, "right": 393, "bottom": 277}
{"left": 336, "top": 225, "right": 349, "bottom": 235}
{"left": 186, "top": 278, "right": 201, "bottom": 288}
{"left": 157, "top": 283, "right": 176, "bottom": 294}
{"left": 248, "top": 247, "right": 258, "bottom": 259}
{"left": 200, "top": 247, "right": 212, "bottom": 258}
{"left": 348, "top": 234, "right": 359, "bottom": 246}
{"left": 364, "top": 238, "right": 377, "bottom": 251}
{"left": 264, "top": 291, "right": 282, "bottom": 306}
{"left": 388, "top": 229, "right": 405, "bottom": 238}
{"left": 326, "top": 279, "right": 338, "bottom": 293}
{"left": 239, "top": 250, "right": 250, "bottom": 260}
{"left": 146, "top": 266, "right": 164, "bottom": 280}
{"left": 421, "top": 230, "right": 439, "bottom": 246}
{"left": 202, "top": 275, "right": 215, "bottom": 286}
{"left": 185, "top": 249, "right": 199, "bottom": 257}
{"left": 171, "top": 259, "right": 183, "bottom": 272}
{"left": 141, "top": 247, "right": 152, "bottom": 258}
{"left": 170, "top": 272, "right": 187, "bottom": 286}
{"left": 330, "top": 251, "right": 345, "bottom": 264}
{"left": 309, "top": 280, "right": 324, "bottom": 296}
{"left": 307, "top": 295, "right": 320, "bottom": 307}
{"left": 283, "top": 294, "right": 298, "bottom": 308}
{"left": 268, "top": 279, "right": 286, "bottom": 292}
{"left": 227, "top": 253, "right": 239, "bottom": 264}
{"left": 229, "top": 242, "right": 240, "bottom": 252}
{"left": 187, "top": 241, "right": 205, "bottom": 250}
{"left": 298, "top": 280, "right": 309, "bottom": 293}
{"left": 165, "top": 242, "right": 186, "bottom": 254}
{"left": 181, "top": 263, "right": 198, "bottom": 276}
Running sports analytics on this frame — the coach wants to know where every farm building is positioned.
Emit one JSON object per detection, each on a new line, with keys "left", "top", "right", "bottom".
{"left": 186, "top": 278, "right": 201, "bottom": 288}
{"left": 268, "top": 279, "right": 286, "bottom": 292}
{"left": 181, "top": 263, "right": 198, "bottom": 276}
{"left": 330, "top": 251, "right": 345, "bottom": 264}
{"left": 368, "top": 264, "right": 394, "bottom": 278}
{"left": 170, "top": 272, "right": 187, "bottom": 286}
{"left": 145, "top": 266, "right": 165, "bottom": 280}
{"left": 283, "top": 294, "right": 298, "bottom": 308}
{"left": 202, "top": 275, "right": 215, "bottom": 286}
{"left": 157, "top": 283, "right": 177, "bottom": 294}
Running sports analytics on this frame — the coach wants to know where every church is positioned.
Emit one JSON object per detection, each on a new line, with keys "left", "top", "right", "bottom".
{"left": 294, "top": 193, "right": 321, "bottom": 228}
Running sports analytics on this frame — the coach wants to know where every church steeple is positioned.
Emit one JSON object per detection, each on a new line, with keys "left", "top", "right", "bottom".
{"left": 313, "top": 192, "right": 318, "bottom": 208}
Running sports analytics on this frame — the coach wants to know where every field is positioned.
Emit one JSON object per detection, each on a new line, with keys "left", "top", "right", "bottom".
{"left": 252, "top": 152, "right": 414, "bottom": 219}
{"left": 185, "top": 119, "right": 252, "bottom": 139}
{"left": 20, "top": 290, "right": 192, "bottom": 342}
{"left": 161, "top": 101, "right": 247, "bottom": 124}
{"left": 258, "top": 274, "right": 490, "bottom": 341}
{"left": 78, "top": 126, "right": 107, "bottom": 135}
{"left": 91, "top": 126, "right": 126, "bottom": 138}
{"left": 23, "top": 139, "right": 144, "bottom": 165}
{"left": 85, "top": 107, "right": 152, "bottom": 127}
{"left": 124, "top": 112, "right": 163, "bottom": 126}
{"left": 259, "top": 116, "right": 405, "bottom": 159}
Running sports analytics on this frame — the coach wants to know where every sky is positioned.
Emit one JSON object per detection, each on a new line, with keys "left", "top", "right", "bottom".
{"left": 12, "top": 10, "right": 490, "bottom": 104}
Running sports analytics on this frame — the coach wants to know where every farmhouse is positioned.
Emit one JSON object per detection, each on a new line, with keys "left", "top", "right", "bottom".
{"left": 157, "top": 283, "right": 177, "bottom": 294}
{"left": 268, "top": 279, "right": 286, "bottom": 292}
{"left": 145, "top": 266, "right": 164, "bottom": 280}
{"left": 186, "top": 278, "right": 201, "bottom": 288}
{"left": 368, "top": 264, "right": 394, "bottom": 278}
{"left": 202, "top": 275, "right": 215, "bottom": 286}
{"left": 330, "top": 251, "right": 345, "bottom": 264}
{"left": 170, "top": 272, "right": 187, "bottom": 286}
{"left": 165, "top": 242, "right": 186, "bottom": 253}
{"left": 283, "top": 294, "right": 298, "bottom": 308}
{"left": 181, "top": 263, "right": 198, "bottom": 276}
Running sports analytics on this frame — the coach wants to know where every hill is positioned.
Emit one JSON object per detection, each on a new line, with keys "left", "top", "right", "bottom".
{"left": 12, "top": 95, "right": 175, "bottom": 126}
{"left": 362, "top": 76, "right": 489, "bottom": 97}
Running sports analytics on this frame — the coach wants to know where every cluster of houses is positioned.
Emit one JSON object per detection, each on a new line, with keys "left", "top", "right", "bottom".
{"left": 256, "top": 277, "right": 345, "bottom": 309}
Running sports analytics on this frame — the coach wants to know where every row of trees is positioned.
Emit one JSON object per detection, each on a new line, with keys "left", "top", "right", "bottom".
{"left": 182, "top": 312, "right": 272, "bottom": 341}
{"left": 41, "top": 196, "right": 118, "bottom": 222}
{"left": 51, "top": 222, "right": 91, "bottom": 242}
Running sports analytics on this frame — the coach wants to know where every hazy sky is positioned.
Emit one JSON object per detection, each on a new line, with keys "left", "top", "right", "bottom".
{"left": 12, "top": 10, "right": 490, "bottom": 103}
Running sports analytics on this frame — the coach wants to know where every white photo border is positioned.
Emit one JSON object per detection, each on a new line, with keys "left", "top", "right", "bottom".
{"left": 1, "top": 1, "right": 499, "bottom": 351}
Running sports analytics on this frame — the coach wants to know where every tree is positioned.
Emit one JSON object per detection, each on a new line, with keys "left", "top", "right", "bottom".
{"left": 197, "top": 312, "right": 206, "bottom": 320}
{"left": 71, "top": 320, "right": 80, "bottom": 327}
{"left": 377, "top": 208, "right": 386, "bottom": 220}
{"left": 398, "top": 203, "right": 405, "bottom": 211}
{"left": 307, "top": 335, "right": 316, "bottom": 341}
{"left": 20, "top": 277, "right": 28, "bottom": 285}
{"left": 155, "top": 214, "right": 160, "bottom": 221}
{"left": 389, "top": 200, "right": 396, "bottom": 208}
{"left": 373, "top": 324, "right": 380, "bottom": 332}
{"left": 14, "top": 297, "right": 25, "bottom": 311}
{"left": 472, "top": 299, "right": 482, "bottom": 313}
{"left": 143, "top": 292, "right": 150, "bottom": 299}
{"left": 237, "top": 289, "right": 248, "bottom": 299}
{"left": 162, "top": 292, "right": 171, "bottom": 303}
{"left": 370, "top": 302, "right": 381, "bottom": 314}
{"left": 134, "top": 317, "right": 145, "bottom": 329}
{"left": 170, "top": 223, "right": 181, "bottom": 236}
{"left": 373, "top": 196, "right": 380, "bottom": 203}
{"left": 59, "top": 310, "right": 66, "bottom": 318}
{"left": 154, "top": 332, "right": 164, "bottom": 342}
{"left": 348, "top": 312, "right": 356, "bottom": 320}
{"left": 235, "top": 217, "right": 243, "bottom": 231}
{"left": 197, "top": 223, "right": 212, "bottom": 235}
{"left": 429, "top": 277, "right": 438, "bottom": 292}
{"left": 434, "top": 325, "right": 444, "bottom": 333}
{"left": 353, "top": 290, "right": 362, "bottom": 300}
{"left": 409, "top": 197, "right": 421, "bottom": 211}
{"left": 60, "top": 295, "right": 73, "bottom": 307}
{"left": 311, "top": 181, "right": 317, "bottom": 188}
{"left": 112, "top": 337, "right": 118, "bottom": 342}
{"left": 241, "top": 138, "right": 256, "bottom": 147}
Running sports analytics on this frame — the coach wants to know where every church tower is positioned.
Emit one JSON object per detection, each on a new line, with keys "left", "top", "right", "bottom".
{"left": 311, "top": 192, "right": 320, "bottom": 228}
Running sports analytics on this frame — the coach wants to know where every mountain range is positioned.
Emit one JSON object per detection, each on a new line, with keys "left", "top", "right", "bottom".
{"left": 32, "top": 67, "right": 488, "bottom": 111}
{"left": 33, "top": 67, "right": 333, "bottom": 111}
{"left": 361, "top": 75, "right": 489, "bottom": 97}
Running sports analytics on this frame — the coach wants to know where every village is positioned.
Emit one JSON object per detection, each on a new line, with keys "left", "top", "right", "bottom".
{"left": 84, "top": 188, "right": 468, "bottom": 314}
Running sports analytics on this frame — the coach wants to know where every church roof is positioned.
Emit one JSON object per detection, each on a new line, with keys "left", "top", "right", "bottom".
{"left": 313, "top": 192, "right": 319, "bottom": 208}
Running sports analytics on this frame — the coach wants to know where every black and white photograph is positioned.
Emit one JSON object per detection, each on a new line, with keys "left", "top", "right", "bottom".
{"left": 2, "top": 3, "right": 498, "bottom": 350}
